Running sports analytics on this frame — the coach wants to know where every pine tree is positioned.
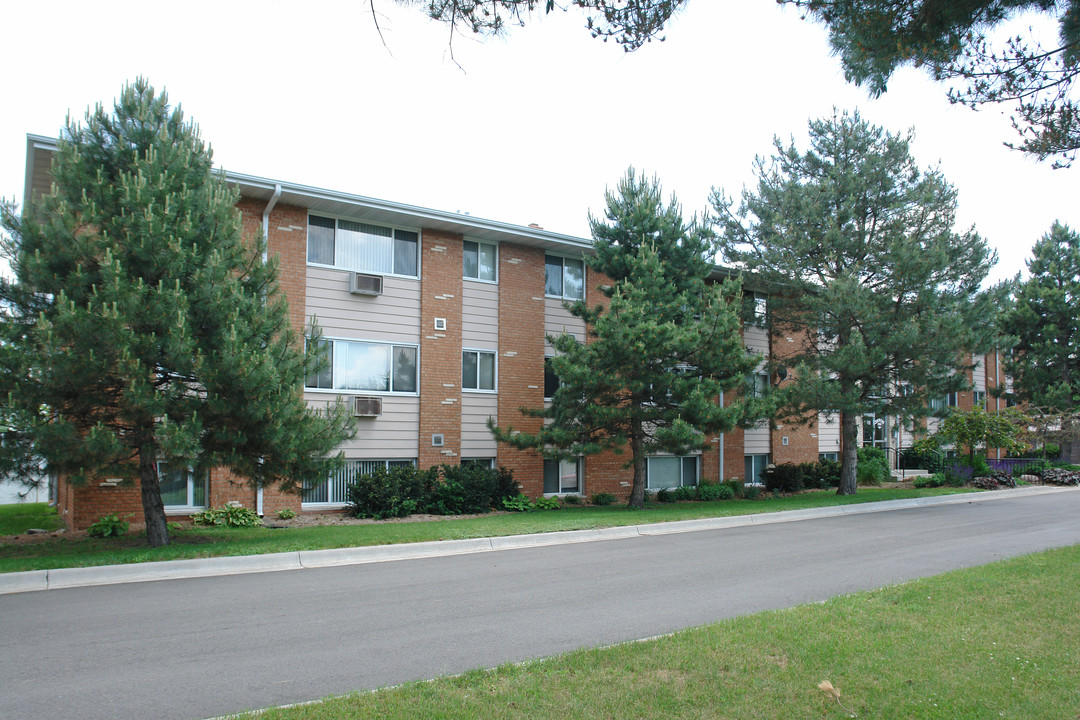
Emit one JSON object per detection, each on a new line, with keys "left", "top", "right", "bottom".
{"left": 1001, "top": 221, "right": 1080, "bottom": 461}
{"left": 714, "top": 110, "right": 1002, "bottom": 495}
{"left": 0, "top": 80, "right": 354, "bottom": 546}
{"left": 492, "top": 170, "right": 761, "bottom": 509}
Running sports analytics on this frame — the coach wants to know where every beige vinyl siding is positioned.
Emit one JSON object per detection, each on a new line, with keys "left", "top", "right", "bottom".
{"left": 545, "top": 297, "right": 585, "bottom": 350}
{"left": 743, "top": 326, "right": 769, "bottom": 355}
{"left": 461, "top": 394, "right": 498, "bottom": 456}
{"left": 744, "top": 426, "right": 770, "bottom": 454}
{"left": 973, "top": 357, "right": 986, "bottom": 392}
{"left": 462, "top": 281, "right": 499, "bottom": 348}
{"left": 818, "top": 413, "right": 841, "bottom": 454}
{"left": 306, "top": 267, "right": 420, "bottom": 343}
{"left": 304, "top": 393, "right": 419, "bottom": 457}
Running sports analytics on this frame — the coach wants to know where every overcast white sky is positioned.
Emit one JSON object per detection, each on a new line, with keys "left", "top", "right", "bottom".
{"left": 3, "top": 1, "right": 1076, "bottom": 284}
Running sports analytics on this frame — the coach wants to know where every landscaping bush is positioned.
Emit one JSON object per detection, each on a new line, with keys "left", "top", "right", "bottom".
{"left": 192, "top": 505, "right": 263, "bottom": 527}
{"left": 562, "top": 493, "right": 582, "bottom": 505}
{"left": 697, "top": 482, "right": 723, "bottom": 501}
{"left": 87, "top": 513, "right": 129, "bottom": 538}
{"left": 590, "top": 492, "right": 615, "bottom": 506}
{"left": 656, "top": 488, "right": 675, "bottom": 503}
{"left": 913, "top": 473, "right": 944, "bottom": 489}
{"left": 722, "top": 479, "right": 744, "bottom": 498}
{"left": 715, "top": 483, "right": 735, "bottom": 500}
{"left": 943, "top": 460, "right": 974, "bottom": 487}
{"left": 1040, "top": 467, "right": 1080, "bottom": 486}
{"left": 802, "top": 459, "right": 841, "bottom": 488}
{"left": 533, "top": 496, "right": 561, "bottom": 510}
{"left": 743, "top": 485, "right": 761, "bottom": 500}
{"left": 673, "top": 485, "right": 696, "bottom": 501}
{"left": 423, "top": 464, "right": 500, "bottom": 515}
{"left": 762, "top": 462, "right": 804, "bottom": 493}
{"left": 276, "top": 508, "right": 296, "bottom": 520}
{"left": 857, "top": 447, "right": 890, "bottom": 486}
{"left": 346, "top": 465, "right": 426, "bottom": 519}
{"left": 502, "top": 494, "right": 533, "bottom": 512}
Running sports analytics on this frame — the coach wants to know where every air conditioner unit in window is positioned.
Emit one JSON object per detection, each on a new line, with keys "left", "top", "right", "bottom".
{"left": 349, "top": 273, "right": 383, "bottom": 296}
{"left": 352, "top": 396, "right": 383, "bottom": 417}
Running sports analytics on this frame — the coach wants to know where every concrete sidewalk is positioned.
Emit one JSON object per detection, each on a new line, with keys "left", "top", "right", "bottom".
{"left": 2, "top": 485, "right": 1070, "bottom": 595}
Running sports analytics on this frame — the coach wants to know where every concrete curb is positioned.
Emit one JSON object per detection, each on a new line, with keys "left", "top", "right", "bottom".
{"left": 2, "top": 485, "right": 1071, "bottom": 595}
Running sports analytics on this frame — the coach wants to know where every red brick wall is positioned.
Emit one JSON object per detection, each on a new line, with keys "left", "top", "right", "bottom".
{"left": 770, "top": 327, "right": 819, "bottom": 465}
{"left": 419, "top": 230, "right": 464, "bottom": 468}
{"left": 496, "top": 244, "right": 546, "bottom": 494}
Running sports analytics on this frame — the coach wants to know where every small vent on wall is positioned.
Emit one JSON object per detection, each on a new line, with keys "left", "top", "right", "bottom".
{"left": 431, "top": 434, "right": 445, "bottom": 447}
{"left": 349, "top": 273, "right": 383, "bottom": 296}
{"left": 353, "top": 396, "right": 383, "bottom": 417}
{"left": 434, "top": 317, "right": 447, "bottom": 331}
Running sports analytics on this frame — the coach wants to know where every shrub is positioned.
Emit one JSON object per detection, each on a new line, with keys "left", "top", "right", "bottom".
{"left": 763, "top": 462, "right": 805, "bottom": 493}
{"left": 913, "top": 473, "right": 944, "bottom": 489}
{"left": 562, "top": 493, "right": 582, "bottom": 505}
{"left": 276, "top": 508, "right": 297, "bottom": 520}
{"left": 533, "top": 496, "right": 561, "bottom": 510}
{"left": 502, "top": 494, "right": 533, "bottom": 512}
{"left": 802, "top": 460, "right": 840, "bottom": 489}
{"left": 715, "top": 483, "right": 735, "bottom": 500}
{"left": 944, "top": 461, "right": 974, "bottom": 487}
{"left": 590, "top": 492, "right": 616, "bottom": 506}
{"left": 423, "top": 463, "right": 498, "bottom": 515}
{"left": 673, "top": 485, "right": 696, "bottom": 501}
{"left": 743, "top": 485, "right": 761, "bottom": 500}
{"left": 722, "top": 479, "right": 744, "bottom": 498}
{"left": 656, "top": 488, "right": 675, "bottom": 503}
{"left": 87, "top": 513, "right": 129, "bottom": 538}
{"left": 494, "top": 466, "right": 519, "bottom": 502}
{"left": 192, "top": 505, "right": 262, "bottom": 527}
{"left": 697, "top": 482, "right": 723, "bottom": 501}
{"left": 856, "top": 447, "right": 890, "bottom": 486}
{"left": 346, "top": 465, "right": 425, "bottom": 519}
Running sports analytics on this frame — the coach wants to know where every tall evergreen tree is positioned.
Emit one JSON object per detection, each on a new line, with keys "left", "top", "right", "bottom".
{"left": 714, "top": 110, "right": 1001, "bottom": 495}
{"left": 1001, "top": 221, "right": 1080, "bottom": 460}
{"left": 492, "top": 170, "right": 762, "bottom": 509}
{"left": 0, "top": 80, "right": 354, "bottom": 546}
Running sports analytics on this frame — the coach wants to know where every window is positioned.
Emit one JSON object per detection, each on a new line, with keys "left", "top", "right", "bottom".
{"left": 929, "top": 396, "right": 946, "bottom": 412}
{"left": 646, "top": 456, "right": 700, "bottom": 490}
{"left": 862, "top": 414, "right": 887, "bottom": 448}
{"left": 543, "top": 458, "right": 581, "bottom": 494}
{"left": 545, "top": 255, "right": 585, "bottom": 300}
{"left": 746, "top": 371, "right": 769, "bottom": 398}
{"left": 307, "top": 215, "right": 418, "bottom": 277}
{"left": 743, "top": 291, "right": 767, "bottom": 326}
{"left": 745, "top": 454, "right": 771, "bottom": 485}
{"left": 462, "top": 350, "right": 496, "bottom": 391}
{"left": 463, "top": 240, "right": 497, "bottom": 282}
{"left": 544, "top": 357, "right": 560, "bottom": 399}
{"left": 461, "top": 457, "right": 495, "bottom": 469}
{"left": 303, "top": 459, "right": 415, "bottom": 504}
{"left": 158, "top": 462, "right": 207, "bottom": 509}
{"left": 306, "top": 339, "right": 418, "bottom": 394}
{"left": 947, "top": 392, "right": 959, "bottom": 407}
{"left": 819, "top": 452, "right": 839, "bottom": 462}
{"left": 973, "top": 390, "right": 986, "bottom": 407}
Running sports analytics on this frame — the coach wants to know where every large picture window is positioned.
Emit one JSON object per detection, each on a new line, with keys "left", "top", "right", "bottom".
{"left": 308, "top": 215, "right": 418, "bottom": 277}
{"left": 646, "top": 456, "right": 699, "bottom": 490}
{"left": 306, "top": 339, "right": 418, "bottom": 394}
{"left": 158, "top": 462, "right": 208, "bottom": 509}
{"left": 543, "top": 458, "right": 581, "bottom": 494}
{"left": 463, "top": 240, "right": 497, "bottom": 282}
{"left": 462, "top": 350, "right": 496, "bottom": 391}
{"left": 544, "top": 255, "right": 584, "bottom": 300}
{"left": 745, "top": 454, "right": 771, "bottom": 485}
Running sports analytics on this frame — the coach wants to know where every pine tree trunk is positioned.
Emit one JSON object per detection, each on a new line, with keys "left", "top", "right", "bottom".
{"left": 838, "top": 411, "right": 859, "bottom": 495}
{"left": 139, "top": 446, "right": 170, "bottom": 547}
{"left": 628, "top": 419, "right": 646, "bottom": 509}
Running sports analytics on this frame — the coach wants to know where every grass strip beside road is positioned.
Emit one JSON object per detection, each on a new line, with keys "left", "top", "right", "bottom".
{"left": 0, "top": 487, "right": 972, "bottom": 573}
{"left": 249, "top": 544, "right": 1080, "bottom": 720}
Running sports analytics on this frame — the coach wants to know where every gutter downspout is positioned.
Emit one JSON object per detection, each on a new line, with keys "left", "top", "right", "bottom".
{"left": 718, "top": 392, "right": 725, "bottom": 482}
{"left": 256, "top": 184, "right": 282, "bottom": 517}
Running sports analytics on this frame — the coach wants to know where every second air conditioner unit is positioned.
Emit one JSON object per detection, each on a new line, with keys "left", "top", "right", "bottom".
{"left": 349, "top": 273, "right": 383, "bottom": 296}
{"left": 352, "top": 396, "right": 383, "bottom": 417}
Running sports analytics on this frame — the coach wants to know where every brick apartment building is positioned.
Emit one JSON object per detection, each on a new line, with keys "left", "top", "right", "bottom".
{"left": 21, "top": 135, "right": 1002, "bottom": 529}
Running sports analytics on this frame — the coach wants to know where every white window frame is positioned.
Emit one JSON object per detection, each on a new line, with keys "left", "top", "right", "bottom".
{"left": 645, "top": 455, "right": 700, "bottom": 490}
{"left": 973, "top": 390, "right": 986, "bottom": 407}
{"left": 745, "top": 454, "right": 771, "bottom": 486}
{"left": 461, "top": 457, "right": 495, "bottom": 469}
{"left": 463, "top": 239, "right": 498, "bottom": 283}
{"left": 819, "top": 452, "right": 839, "bottom": 462}
{"left": 543, "top": 457, "right": 582, "bottom": 495}
{"left": 544, "top": 254, "right": 586, "bottom": 301}
{"left": 158, "top": 461, "right": 208, "bottom": 512}
{"left": 744, "top": 291, "right": 767, "bottom": 327}
{"left": 305, "top": 337, "right": 420, "bottom": 395}
{"left": 462, "top": 349, "right": 497, "bottom": 392}
{"left": 746, "top": 371, "right": 770, "bottom": 398}
{"left": 302, "top": 458, "right": 417, "bottom": 507}
{"left": 306, "top": 214, "right": 420, "bottom": 278}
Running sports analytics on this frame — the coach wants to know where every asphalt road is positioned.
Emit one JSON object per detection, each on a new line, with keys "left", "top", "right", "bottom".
{"left": 3, "top": 490, "right": 1079, "bottom": 720}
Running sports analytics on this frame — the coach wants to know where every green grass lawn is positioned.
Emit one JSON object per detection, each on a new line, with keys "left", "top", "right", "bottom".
{"left": 247, "top": 544, "right": 1080, "bottom": 720}
{"left": 0, "top": 486, "right": 972, "bottom": 574}
{"left": 0, "top": 502, "right": 63, "bottom": 535}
